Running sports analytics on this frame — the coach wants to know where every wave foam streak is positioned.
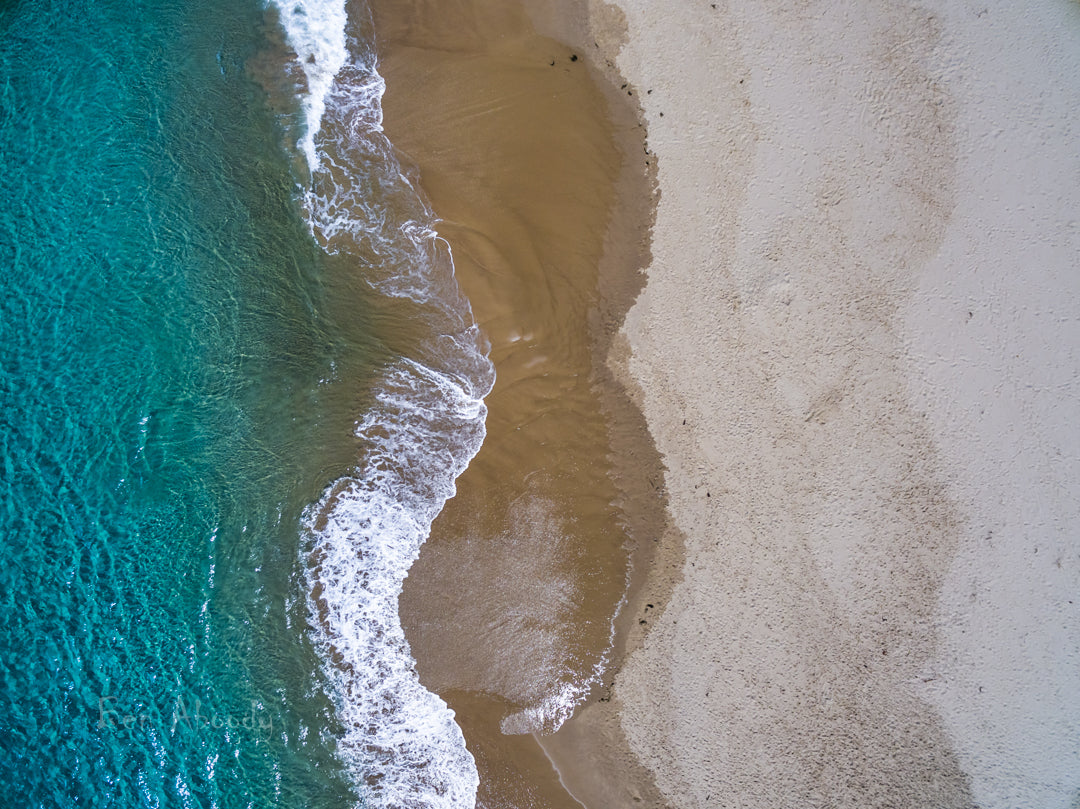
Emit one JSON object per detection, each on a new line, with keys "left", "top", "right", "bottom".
{"left": 271, "top": 1, "right": 493, "bottom": 806}
{"left": 271, "top": 0, "right": 348, "bottom": 170}
{"left": 305, "top": 361, "right": 486, "bottom": 808}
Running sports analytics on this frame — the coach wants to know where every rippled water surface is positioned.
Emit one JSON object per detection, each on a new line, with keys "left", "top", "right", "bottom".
{"left": 0, "top": 0, "right": 488, "bottom": 805}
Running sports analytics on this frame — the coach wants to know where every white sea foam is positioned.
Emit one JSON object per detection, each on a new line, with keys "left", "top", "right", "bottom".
{"left": 268, "top": 1, "right": 493, "bottom": 806}
{"left": 269, "top": 0, "right": 349, "bottom": 170}
{"left": 499, "top": 610, "right": 622, "bottom": 736}
{"left": 304, "top": 360, "right": 486, "bottom": 809}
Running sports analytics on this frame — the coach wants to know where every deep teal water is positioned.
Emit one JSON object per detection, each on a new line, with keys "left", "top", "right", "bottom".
{"left": 0, "top": 0, "right": 376, "bottom": 804}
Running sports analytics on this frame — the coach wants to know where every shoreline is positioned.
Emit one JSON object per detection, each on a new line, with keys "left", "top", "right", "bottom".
{"left": 365, "top": 0, "right": 1080, "bottom": 806}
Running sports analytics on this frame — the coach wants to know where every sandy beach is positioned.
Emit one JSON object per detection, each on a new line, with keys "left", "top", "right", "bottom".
{"left": 370, "top": 0, "right": 1079, "bottom": 806}
{"left": 542, "top": 0, "right": 1080, "bottom": 807}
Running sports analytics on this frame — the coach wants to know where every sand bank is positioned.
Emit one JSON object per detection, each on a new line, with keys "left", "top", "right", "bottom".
{"left": 543, "top": 0, "right": 1080, "bottom": 807}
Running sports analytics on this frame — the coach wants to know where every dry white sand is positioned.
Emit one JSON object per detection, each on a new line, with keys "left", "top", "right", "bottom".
{"left": 586, "top": 0, "right": 1080, "bottom": 806}
{"left": 901, "top": 3, "right": 1080, "bottom": 805}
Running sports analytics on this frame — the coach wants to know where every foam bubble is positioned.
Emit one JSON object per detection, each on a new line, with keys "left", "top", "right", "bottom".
{"left": 269, "top": 3, "right": 494, "bottom": 805}
{"left": 268, "top": 0, "right": 349, "bottom": 170}
{"left": 304, "top": 363, "right": 486, "bottom": 809}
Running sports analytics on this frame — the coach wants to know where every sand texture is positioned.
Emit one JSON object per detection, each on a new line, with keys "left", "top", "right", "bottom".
{"left": 546, "top": 0, "right": 1080, "bottom": 807}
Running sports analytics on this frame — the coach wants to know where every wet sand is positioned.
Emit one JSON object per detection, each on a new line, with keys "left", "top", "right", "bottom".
{"left": 368, "top": 0, "right": 663, "bottom": 806}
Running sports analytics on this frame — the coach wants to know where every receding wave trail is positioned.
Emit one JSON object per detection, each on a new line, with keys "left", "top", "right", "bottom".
{"left": 270, "top": 0, "right": 493, "bottom": 805}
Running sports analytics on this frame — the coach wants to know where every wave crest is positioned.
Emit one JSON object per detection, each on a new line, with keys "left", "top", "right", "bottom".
{"left": 270, "top": 0, "right": 493, "bottom": 806}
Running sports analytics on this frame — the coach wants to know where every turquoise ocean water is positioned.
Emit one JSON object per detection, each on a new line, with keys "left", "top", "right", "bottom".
{"left": 0, "top": 0, "right": 491, "bottom": 806}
